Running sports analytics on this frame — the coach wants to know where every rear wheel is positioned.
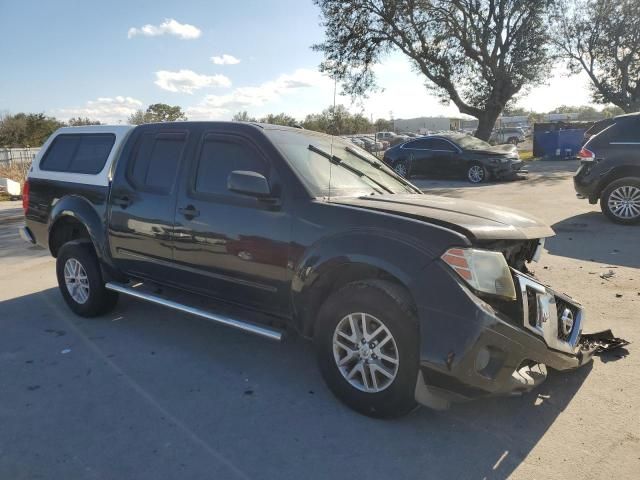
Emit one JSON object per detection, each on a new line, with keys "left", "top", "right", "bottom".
{"left": 56, "top": 240, "right": 118, "bottom": 316}
{"left": 600, "top": 177, "right": 640, "bottom": 224}
{"left": 507, "top": 136, "right": 519, "bottom": 145}
{"left": 393, "top": 159, "right": 410, "bottom": 178}
{"left": 314, "top": 280, "right": 419, "bottom": 418}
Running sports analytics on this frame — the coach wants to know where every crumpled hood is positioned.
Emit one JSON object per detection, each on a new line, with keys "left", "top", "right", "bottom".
{"left": 332, "top": 194, "right": 555, "bottom": 241}
{"left": 471, "top": 144, "right": 519, "bottom": 157}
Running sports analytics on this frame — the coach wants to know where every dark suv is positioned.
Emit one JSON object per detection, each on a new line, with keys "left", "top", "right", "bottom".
{"left": 574, "top": 113, "right": 640, "bottom": 224}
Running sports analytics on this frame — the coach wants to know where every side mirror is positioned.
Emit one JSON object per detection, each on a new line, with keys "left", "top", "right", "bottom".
{"left": 227, "top": 170, "right": 272, "bottom": 198}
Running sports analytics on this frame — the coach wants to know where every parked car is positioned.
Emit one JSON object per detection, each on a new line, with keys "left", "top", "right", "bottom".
{"left": 375, "top": 131, "right": 396, "bottom": 142}
{"left": 350, "top": 137, "right": 365, "bottom": 148}
{"left": 383, "top": 133, "right": 526, "bottom": 183}
{"left": 22, "top": 123, "right": 604, "bottom": 418}
{"left": 574, "top": 112, "right": 640, "bottom": 224}
{"left": 491, "top": 127, "right": 526, "bottom": 145}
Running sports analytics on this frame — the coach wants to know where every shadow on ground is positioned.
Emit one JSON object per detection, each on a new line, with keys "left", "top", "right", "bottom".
{"left": 0, "top": 287, "right": 592, "bottom": 480}
{"left": 548, "top": 212, "right": 640, "bottom": 268}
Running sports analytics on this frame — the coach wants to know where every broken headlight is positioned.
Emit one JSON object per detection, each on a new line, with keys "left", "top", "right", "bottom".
{"left": 441, "top": 248, "right": 517, "bottom": 300}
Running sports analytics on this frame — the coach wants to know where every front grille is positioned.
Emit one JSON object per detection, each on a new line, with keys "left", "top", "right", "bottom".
{"left": 526, "top": 287, "right": 538, "bottom": 327}
{"left": 555, "top": 297, "right": 578, "bottom": 341}
{"left": 514, "top": 269, "right": 583, "bottom": 355}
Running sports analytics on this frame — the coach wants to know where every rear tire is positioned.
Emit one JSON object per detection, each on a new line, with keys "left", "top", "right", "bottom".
{"left": 393, "top": 159, "right": 410, "bottom": 178}
{"left": 56, "top": 240, "right": 119, "bottom": 317}
{"left": 314, "top": 280, "right": 419, "bottom": 418}
{"left": 600, "top": 177, "right": 640, "bottom": 224}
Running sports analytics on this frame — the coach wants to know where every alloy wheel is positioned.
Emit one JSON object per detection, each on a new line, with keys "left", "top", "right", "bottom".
{"left": 608, "top": 185, "right": 640, "bottom": 220}
{"left": 468, "top": 165, "right": 485, "bottom": 183}
{"left": 64, "top": 258, "right": 90, "bottom": 304}
{"left": 394, "top": 162, "right": 408, "bottom": 178}
{"left": 332, "top": 312, "right": 399, "bottom": 393}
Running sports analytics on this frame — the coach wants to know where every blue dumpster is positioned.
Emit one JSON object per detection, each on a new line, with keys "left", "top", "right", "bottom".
{"left": 533, "top": 124, "right": 587, "bottom": 159}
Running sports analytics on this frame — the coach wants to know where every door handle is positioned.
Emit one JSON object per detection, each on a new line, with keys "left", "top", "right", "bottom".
{"left": 178, "top": 205, "right": 200, "bottom": 219}
{"left": 112, "top": 195, "right": 131, "bottom": 208}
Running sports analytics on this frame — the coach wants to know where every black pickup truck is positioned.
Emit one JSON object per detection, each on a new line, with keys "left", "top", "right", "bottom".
{"left": 21, "top": 122, "right": 603, "bottom": 418}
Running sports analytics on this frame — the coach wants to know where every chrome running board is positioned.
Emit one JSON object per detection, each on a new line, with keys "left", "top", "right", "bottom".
{"left": 105, "top": 282, "right": 283, "bottom": 342}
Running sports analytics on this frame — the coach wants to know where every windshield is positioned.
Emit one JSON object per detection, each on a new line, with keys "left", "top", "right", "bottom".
{"left": 445, "top": 134, "right": 492, "bottom": 150}
{"left": 266, "top": 129, "right": 421, "bottom": 197}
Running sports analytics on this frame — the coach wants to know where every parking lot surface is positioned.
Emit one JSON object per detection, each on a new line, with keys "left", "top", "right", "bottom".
{"left": 1, "top": 160, "right": 638, "bottom": 479}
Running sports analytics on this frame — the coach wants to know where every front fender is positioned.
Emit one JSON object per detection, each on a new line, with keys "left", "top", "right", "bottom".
{"left": 291, "top": 224, "right": 469, "bottom": 335}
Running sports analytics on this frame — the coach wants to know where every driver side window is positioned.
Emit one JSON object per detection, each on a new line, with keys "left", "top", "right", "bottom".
{"left": 194, "top": 135, "right": 268, "bottom": 197}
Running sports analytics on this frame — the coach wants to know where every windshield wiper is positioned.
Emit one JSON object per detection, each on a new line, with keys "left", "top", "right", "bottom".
{"left": 308, "top": 144, "right": 392, "bottom": 194}
{"left": 345, "top": 146, "right": 421, "bottom": 194}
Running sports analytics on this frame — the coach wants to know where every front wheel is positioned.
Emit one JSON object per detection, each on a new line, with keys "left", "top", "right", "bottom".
{"left": 314, "top": 280, "right": 419, "bottom": 418}
{"left": 600, "top": 177, "right": 640, "bottom": 224}
{"left": 467, "top": 163, "right": 488, "bottom": 183}
{"left": 56, "top": 240, "right": 119, "bottom": 316}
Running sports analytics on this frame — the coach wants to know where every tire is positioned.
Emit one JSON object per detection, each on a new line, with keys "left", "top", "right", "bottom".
{"left": 314, "top": 280, "right": 419, "bottom": 418}
{"left": 393, "top": 159, "right": 410, "bottom": 178}
{"left": 600, "top": 177, "right": 640, "bottom": 225}
{"left": 466, "top": 162, "right": 488, "bottom": 183}
{"left": 507, "top": 137, "right": 519, "bottom": 145}
{"left": 56, "top": 240, "right": 119, "bottom": 317}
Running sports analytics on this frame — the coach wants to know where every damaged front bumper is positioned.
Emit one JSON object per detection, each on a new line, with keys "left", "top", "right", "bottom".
{"left": 414, "top": 265, "right": 628, "bottom": 410}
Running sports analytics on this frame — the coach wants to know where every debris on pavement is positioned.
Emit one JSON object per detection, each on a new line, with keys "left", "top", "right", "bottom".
{"left": 60, "top": 349, "right": 71, "bottom": 354}
{"left": 600, "top": 270, "right": 616, "bottom": 280}
{"left": 580, "top": 330, "right": 630, "bottom": 354}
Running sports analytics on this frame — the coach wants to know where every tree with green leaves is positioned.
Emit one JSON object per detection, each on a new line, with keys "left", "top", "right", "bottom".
{"left": 0, "top": 113, "right": 64, "bottom": 147}
{"left": 259, "top": 113, "right": 299, "bottom": 127}
{"left": 553, "top": 0, "right": 640, "bottom": 113}
{"left": 313, "top": 0, "right": 554, "bottom": 140}
{"left": 67, "top": 117, "right": 102, "bottom": 126}
{"left": 232, "top": 111, "right": 257, "bottom": 122}
{"left": 128, "top": 103, "right": 187, "bottom": 125}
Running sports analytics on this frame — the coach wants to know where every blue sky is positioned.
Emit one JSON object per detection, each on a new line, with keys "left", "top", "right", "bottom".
{"left": 0, "top": 0, "right": 596, "bottom": 123}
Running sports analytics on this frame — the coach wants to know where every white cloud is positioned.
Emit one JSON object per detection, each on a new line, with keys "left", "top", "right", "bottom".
{"left": 211, "top": 54, "right": 241, "bottom": 65}
{"left": 127, "top": 19, "right": 201, "bottom": 40}
{"left": 185, "top": 68, "right": 333, "bottom": 120}
{"left": 186, "top": 68, "right": 327, "bottom": 119}
{"left": 59, "top": 96, "right": 143, "bottom": 123}
{"left": 154, "top": 69, "right": 232, "bottom": 94}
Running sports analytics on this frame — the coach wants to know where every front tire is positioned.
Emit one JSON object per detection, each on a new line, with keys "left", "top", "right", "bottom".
{"left": 467, "top": 163, "right": 488, "bottom": 183}
{"left": 314, "top": 280, "right": 419, "bottom": 418}
{"left": 56, "top": 240, "right": 119, "bottom": 317}
{"left": 600, "top": 177, "right": 640, "bottom": 224}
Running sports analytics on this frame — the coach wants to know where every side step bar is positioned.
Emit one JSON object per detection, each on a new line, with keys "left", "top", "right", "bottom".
{"left": 105, "top": 282, "right": 283, "bottom": 342}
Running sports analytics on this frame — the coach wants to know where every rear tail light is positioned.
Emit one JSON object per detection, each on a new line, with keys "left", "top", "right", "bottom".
{"left": 22, "top": 180, "right": 30, "bottom": 214}
{"left": 578, "top": 147, "right": 595, "bottom": 161}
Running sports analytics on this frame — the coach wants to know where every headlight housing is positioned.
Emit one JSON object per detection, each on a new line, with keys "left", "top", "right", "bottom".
{"left": 441, "top": 248, "right": 517, "bottom": 300}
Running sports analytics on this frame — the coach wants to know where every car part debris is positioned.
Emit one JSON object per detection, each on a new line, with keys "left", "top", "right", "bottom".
{"left": 580, "top": 330, "right": 630, "bottom": 353}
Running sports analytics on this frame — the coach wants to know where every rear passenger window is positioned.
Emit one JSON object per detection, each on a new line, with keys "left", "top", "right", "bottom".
{"left": 609, "top": 118, "right": 640, "bottom": 143}
{"left": 40, "top": 134, "right": 115, "bottom": 174}
{"left": 194, "top": 137, "right": 267, "bottom": 196}
{"left": 127, "top": 131, "right": 187, "bottom": 194}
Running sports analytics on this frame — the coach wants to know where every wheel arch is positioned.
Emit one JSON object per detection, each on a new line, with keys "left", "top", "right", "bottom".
{"left": 48, "top": 195, "right": 106, "bottom": 259}
{"left": 294, "top": 258, "right": 418, "bottom": 338}
{"left": 597, "top": 166, "right": 640, "bottom": 197}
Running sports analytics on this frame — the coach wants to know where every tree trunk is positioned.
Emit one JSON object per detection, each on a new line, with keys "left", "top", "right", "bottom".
{"left": 474, "top": 109, "right": 502, "bottom": 141}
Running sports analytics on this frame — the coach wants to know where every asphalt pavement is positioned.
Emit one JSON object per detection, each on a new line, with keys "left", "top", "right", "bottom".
{"left": 1, "top": 163, "right": 638, "bottom": 479}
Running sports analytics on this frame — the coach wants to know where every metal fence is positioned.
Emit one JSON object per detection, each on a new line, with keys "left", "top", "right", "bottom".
{"left": 0, "top": 147, "right": 40, "bottom": 166}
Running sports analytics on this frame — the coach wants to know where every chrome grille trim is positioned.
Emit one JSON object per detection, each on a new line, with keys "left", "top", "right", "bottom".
{"left": 513, "top": 269, "right": 584, "bottom": 354}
